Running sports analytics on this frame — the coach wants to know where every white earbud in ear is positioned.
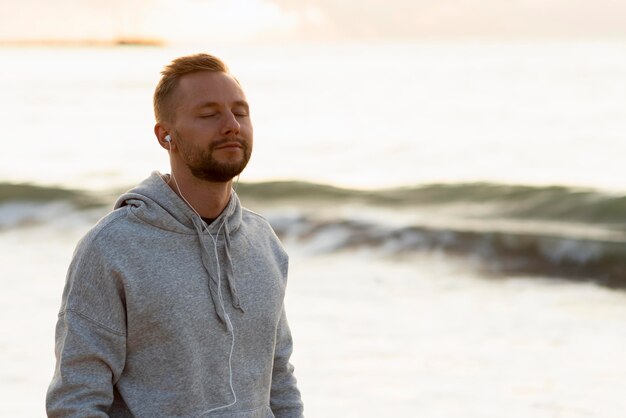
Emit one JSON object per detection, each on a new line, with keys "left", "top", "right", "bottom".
{"left": 165, "top": 134, "right": 171, "bottom": 143}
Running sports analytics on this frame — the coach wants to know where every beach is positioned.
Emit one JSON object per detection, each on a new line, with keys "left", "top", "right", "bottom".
{"left": 1, "top": 40, "right": 626, "bottom": 416}
{"left": 288, "top": 254, "right": 626, "bottom": 418}
{"left": 2, "top": 216, "right": 626, "bottom": 417}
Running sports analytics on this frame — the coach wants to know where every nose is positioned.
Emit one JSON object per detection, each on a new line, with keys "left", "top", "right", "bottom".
{"left": 221, "top": 111, "right": 240, "bottom": 136}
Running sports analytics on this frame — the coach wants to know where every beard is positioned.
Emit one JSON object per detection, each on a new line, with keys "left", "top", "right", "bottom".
{"left": 174, "top": 131, "right": 252, "bottom": 182}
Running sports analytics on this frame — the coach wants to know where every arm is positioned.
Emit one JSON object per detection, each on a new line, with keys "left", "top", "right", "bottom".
{"left": 270, "top": 306, "right": 304, "bottom": 418}
{"left": 46, "top": 237, "right": 127, "bottom": 417}
{"left": 46, "top": 311, "right": 126, "bottom": 417}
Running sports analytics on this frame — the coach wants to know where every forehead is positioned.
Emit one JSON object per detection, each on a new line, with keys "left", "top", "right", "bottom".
{"left": 175, "top": 71, "right": 247, "bottom": 109}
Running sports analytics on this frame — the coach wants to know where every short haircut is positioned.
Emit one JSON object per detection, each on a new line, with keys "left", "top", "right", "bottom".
{"left": 153, "top": 53, "right": 230, "bottom": 123}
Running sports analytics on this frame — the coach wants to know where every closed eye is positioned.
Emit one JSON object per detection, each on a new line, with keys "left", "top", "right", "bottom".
{"left": 233, "top": 102, "right": 250, "bottom": 117}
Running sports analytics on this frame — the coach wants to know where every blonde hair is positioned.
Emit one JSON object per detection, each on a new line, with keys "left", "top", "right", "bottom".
{"left": 153, "top": 53, "right": 229, "bottom": 123}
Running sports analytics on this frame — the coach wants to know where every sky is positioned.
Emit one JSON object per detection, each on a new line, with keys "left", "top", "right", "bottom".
{"left": 1, "top": 0, "right": 626, "bottom": 44}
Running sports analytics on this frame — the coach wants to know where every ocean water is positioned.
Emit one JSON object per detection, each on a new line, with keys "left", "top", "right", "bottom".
{"left": 1, "top": 41, "right": 626, "bottom": 417}
{"left": 1, "top": 40, "right": 626, "bottom": 190}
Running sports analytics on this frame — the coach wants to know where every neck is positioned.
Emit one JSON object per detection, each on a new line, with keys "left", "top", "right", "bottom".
{"left": 167, "top": 168, "right": 233, "bottom": 220}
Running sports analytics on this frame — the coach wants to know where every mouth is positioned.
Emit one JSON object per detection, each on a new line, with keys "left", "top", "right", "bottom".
{"left": 214, "top": 141, "right": 244, "bottom": 150}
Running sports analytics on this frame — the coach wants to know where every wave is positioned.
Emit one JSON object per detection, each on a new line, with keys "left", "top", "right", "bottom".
{"left": 268, "top": 213, "right": 626, "bottom": 288}
{"left": 0, "top": 183, "right": 114, "bottom": 230}
{"left": 238, "top": 181, "right": 626, "bottom": 226}
{"left": 2, "top": 180, "right": 626, "bottom": 225}
{"left": 0, "top": 182, "right": 112, "bottom": 208}
{"left": 1, "top": 180, "right": 624, "bottom": 286}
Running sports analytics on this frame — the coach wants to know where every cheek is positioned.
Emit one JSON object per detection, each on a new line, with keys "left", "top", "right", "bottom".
{"left": 243, "top": 122, "right": 253, "bottom": 139}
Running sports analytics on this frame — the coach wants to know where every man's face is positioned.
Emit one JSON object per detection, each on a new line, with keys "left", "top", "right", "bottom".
{"left": 169, "top": 71, "right": 253, "bottom": 182}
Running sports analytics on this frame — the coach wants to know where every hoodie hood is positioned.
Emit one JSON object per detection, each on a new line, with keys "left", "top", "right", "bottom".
{"left": 114, "top": 171, "right": 242, "bottom": 236}
{"left": 114, "top": 171, "right": 244, "bottom": 326}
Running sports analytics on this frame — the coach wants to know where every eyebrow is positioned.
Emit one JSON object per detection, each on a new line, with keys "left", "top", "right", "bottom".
{"left": 195, "top": 100, "right": 249, "bottom": 111}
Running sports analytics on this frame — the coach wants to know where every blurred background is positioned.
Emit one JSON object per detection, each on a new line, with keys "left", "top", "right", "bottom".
{"left": 1, "top": 0, "right": 625, "bottom": 416}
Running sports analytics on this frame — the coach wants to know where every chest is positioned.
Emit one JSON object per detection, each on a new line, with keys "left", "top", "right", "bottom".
{"left": 117, "top": 232, "right": 287, "bottom": 341}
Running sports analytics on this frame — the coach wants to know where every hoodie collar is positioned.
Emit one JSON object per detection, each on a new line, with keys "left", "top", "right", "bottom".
{"left": 114, "top": 171, "right": 242, "bottom": 236}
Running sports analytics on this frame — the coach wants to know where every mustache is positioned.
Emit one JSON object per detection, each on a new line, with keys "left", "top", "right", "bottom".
{"left": 211, "top": 137, "right": 247, "bottom": 149}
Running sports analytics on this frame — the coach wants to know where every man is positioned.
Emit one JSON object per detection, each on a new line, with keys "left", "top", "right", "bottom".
{"left": 46, "top": 53, "right": 304, "bottom": 417}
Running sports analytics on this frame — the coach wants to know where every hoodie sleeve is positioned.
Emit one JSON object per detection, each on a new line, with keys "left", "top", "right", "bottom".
{"left": 270, "top": 306, "right": 304, "bottom": 418}
{"left": 46, "top": 232, "right": 127, "bottom": 417}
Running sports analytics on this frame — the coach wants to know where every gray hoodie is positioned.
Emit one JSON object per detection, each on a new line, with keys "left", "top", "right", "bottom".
{"left": 46, "top": 172, "right": 304, "bottom": 418}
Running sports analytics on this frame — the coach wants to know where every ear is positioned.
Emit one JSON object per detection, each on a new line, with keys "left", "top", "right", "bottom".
{"left": 154, "top": 123, "right": 173, "bottom": 150}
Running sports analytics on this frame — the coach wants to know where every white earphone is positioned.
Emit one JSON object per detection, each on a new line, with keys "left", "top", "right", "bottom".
{"left": 163, "top": 133, "right": 238, "bottom": 413}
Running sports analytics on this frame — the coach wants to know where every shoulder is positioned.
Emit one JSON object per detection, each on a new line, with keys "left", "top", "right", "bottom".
{"left": 241, "top": 207, "right": 275, "bottom": 230}
{"left": 239, "top": 207, "right": 288, "bottom": 262}
{"left": 62, "top": 209, "right": 133, "bottom": 319}
{"left": 75, "top": 208, "right": 124, "bottom": 249}
{"left": 239, "top": 207, "right": 284, "bottom": 244}
{"left": 72, "top": 206, "right": 143, "bottom": 260}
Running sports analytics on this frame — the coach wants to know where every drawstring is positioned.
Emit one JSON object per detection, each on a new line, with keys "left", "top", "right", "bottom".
{"left": 192, "top": 216, "right": 244, "bottom": 329}
{"left": 166, "top": 168, "right": 244, "bottom": 328}
{"left": 223, "top": 222, "right": 243, "bottom": 311}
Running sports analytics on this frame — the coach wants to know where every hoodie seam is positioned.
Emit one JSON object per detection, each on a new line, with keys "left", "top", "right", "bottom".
{"left": 61, "top": 211, "right": 130, "bottom": 338}
{"left": 59, "top": 308, "right": 127, "bottom": 336}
